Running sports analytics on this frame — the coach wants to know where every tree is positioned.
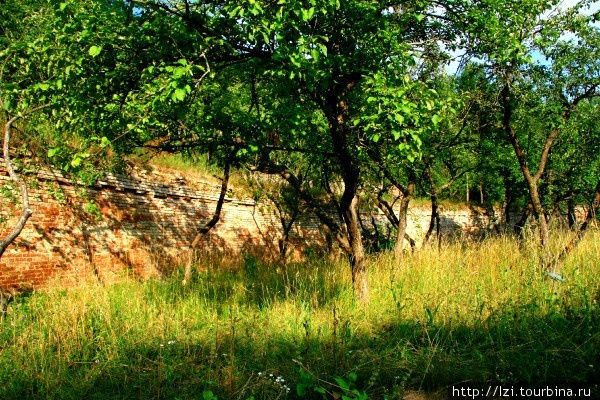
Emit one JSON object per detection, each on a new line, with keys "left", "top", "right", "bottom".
{"left": 462, "top": 0, "right": 600, "bottom": 264}
{"left": 130, "top": 0, "right": 461, "bottom": 301}
{"left": 0, "top": 0, "right": 181, "bottom": 260}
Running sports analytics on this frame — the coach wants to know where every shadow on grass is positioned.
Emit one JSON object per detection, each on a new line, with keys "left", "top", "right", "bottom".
{"left": 1, "top": 288, "right": 599, "bottom": 400}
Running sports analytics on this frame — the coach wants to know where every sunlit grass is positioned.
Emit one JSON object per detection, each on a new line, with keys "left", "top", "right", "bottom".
{"left": 148, "top": 153, "right": 252, "bottom": 197}
{"left": 0, "top": 231, "right": 599, "bottom": 399}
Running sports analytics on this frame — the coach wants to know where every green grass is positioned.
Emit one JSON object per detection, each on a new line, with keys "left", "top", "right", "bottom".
{"left": 149, "top": 153, "right": 222, "bottom": 177}
{"left": 1, "top": 232, "right": 599, "bottom": 399}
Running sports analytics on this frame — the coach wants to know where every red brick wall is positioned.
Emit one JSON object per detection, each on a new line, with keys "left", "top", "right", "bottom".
{"left": 1, "top": 159, "right": 532, "bottom": 291}
{"left": 0, "top": 161, "right": 326, "bottom": 290}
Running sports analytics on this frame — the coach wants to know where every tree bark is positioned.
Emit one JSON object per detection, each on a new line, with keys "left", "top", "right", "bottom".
{"left": 364, "top": 144, "right": 417, "bottom": 258}
{"left": 374, "top": 192, "right": 416, "bottom": 253}
{"left": 513, "top": 203, "right": 532, "bottom": 236}
{"left": 325, "top": 82, "right": 369, "bottom": 302}
{"left": 346, "top": 195, "right": 368, "bottom": 302}
{"left": 278, "top": 208, "right": 298, "bottom": 263}
{"left": 392, "top": 194, "right": 411, "bottom": 258}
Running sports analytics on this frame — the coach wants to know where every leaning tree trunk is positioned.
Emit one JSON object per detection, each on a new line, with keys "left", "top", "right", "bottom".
{"left": 567, "top": 195, "right": 576, "bottom": 229}
{"left": 392, "top": 181, "right": 415, "bottom": 259}
{"left": 422, "top": 194, "right": 439, "bottom": 247}
{"left": 0, "top": 116, "right": 33, "bottom": 259}
{"left": 183, "top": 157, "right": 231, "bottom": 285}
{"left": 373, "top": 191, "right": 416, "bottom": 255}
{"left": 548, "top": 180, "right": 600, "bottom": 270}
{"left": 422, "top": 166, "right": 439, "bottom": 247}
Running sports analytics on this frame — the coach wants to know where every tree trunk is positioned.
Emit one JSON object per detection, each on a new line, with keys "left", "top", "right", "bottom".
{"left": 422, "top": 166, "right": 438, "bottom": 247}
{"left": 392, "top": 180, "right": 415, "bottom": 258}
{"left": 373, "top": 190, "right": 415, "bottom": 254}
{"left": 183, "top": 157, "right": 231, "bottom": 285}
{"left": 514, "top": 203, "right": 532, "bottom": 235}
{"left": 278, "top": 216, "right": 296, "bottom": 263}
{"left": 435, "top": 208, "right": 442, "bottom": 249}
{"left": 326, "top": 83, "right": 369, "bottom": 302}
{"left": 346, "top": 196, "right": 368, "bottom": 301}
{"left": 503, "top": 197, "right": 510, "bottom": 227}
{"left": 479, "top": 182, "right": 484, "bottom": 204}
{"left": 344, "top": 195, "right": 368, "bottom": 301}
{"left": 422, "top": 193, "right": 438, "bottom": 247}
{"left": 392, "top": 195, "right": 410, "bottom": 258}
{"left": 501, "top": 83, "right": 550, "bottom": 257}
{"left": 549, "top": 180, "right": 600, "bottom": 270}
{"left": 567, "top": 196, "right": 576, "bottom": 229}
{"left": 0, "top": 116, "right": 33, "bottom": 259}
{"left": 530, "top": 186, "right": 550, "bottom": 254}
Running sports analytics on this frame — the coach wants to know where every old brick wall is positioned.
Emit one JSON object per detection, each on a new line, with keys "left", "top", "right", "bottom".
{"left": 0, "top": 161, "right": 328, "bottom": 290}
{"left": 0, "top": 160, "right": 514, "bottom": 290}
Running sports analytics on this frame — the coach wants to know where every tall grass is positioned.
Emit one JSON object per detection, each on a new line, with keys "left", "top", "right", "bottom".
{"left": 0, "top": 232, "right": 599, "bottom": 399}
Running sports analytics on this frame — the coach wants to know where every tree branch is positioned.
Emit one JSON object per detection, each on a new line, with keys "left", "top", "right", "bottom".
{"left": 0, "top": 104, "right": 52, "bottom": 258}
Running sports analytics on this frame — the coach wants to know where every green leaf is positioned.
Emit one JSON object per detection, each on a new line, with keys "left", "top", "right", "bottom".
{"left": 348, "top": 372, "right": 357, "bottom": 383}
{"left": 71, "top": 157, "right": 82, "bottom": 168}
{"left": 172, "top": 88, "right": 186, "bottom": 102}
{"left": 317, "top": 43, "right": 328, "bottom": 57}
{"left": 202, "top": 390, "right": 217, "bottom": 400}
{"left": 311, "top": 49, "right": 320, "bottom": 61}
{"left": 314, "top": 386, "right": 326, "bottom": 394}
{"left": 334, "top": 377, "right": 350, "bottom": 391}
{"left": 297, "top": 384, "right": 308, "bottom": 396}
{"left": 88, "top": 45, "right": 102, "bottom": 57}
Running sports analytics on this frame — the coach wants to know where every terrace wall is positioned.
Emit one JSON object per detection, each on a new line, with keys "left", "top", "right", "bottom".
{"left": 0, "top": 160, "right": 520, "bottom": 290}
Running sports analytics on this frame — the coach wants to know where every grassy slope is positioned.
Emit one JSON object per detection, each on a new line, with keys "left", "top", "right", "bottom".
{"left": 0, "top": 232, "right": 599, "bottom": 399}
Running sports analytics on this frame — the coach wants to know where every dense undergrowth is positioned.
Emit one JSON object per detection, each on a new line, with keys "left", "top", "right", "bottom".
{"left": 0, "top": 232, "right": 599, "bottom": 399}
